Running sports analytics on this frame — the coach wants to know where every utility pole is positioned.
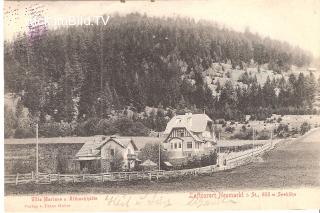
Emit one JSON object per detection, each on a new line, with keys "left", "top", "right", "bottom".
{"left": 158, "top": 142, "right": 161, "bottom": 171}
{"left": 218, "top": 132, "right": 221, "bottom": 166}
{"left": 270, "top": 128, "right": 273, "bottom": 147}
{"left": 100, "top": 23, "right": 104, "bottom": 117}
{"left": 252, "top": 128, "right": 255, "bottom": 157}
{"left": 36, "top": 123, "right": 39, "bottom": 181}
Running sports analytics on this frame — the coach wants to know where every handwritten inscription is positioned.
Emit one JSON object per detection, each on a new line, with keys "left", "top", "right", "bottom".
{"left": 21, "top": 190, "right": 297, "bottom": 210}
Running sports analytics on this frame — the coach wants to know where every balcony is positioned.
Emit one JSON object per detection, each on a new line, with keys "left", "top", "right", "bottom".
{"left": 127, "top": 154, "right": 137, "bottom": 160}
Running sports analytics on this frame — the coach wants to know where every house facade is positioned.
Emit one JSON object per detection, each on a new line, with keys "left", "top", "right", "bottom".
{"left": 75, "top": 136, "right": 138, "bottom": 173}
{"left": 163, "top": 113, "right": 216, "bottom": 159}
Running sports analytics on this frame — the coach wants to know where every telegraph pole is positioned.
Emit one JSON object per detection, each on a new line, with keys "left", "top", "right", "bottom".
{"left": 36, "top": 123, "right": 39, "bottom": 181}
{"left": 158, "top": 142, "right": 161, "bottom": 171}
{"left": 100, "top": 23, "right": 104, "bottom": 117}
{"left": 252, "top": 128, "right": 255, "bottom": 157}
{"left": 218, "top": 132, "right": 221, "bottom": 165}
{"left": 270, "top": 128, "right": 273, "bottom": 147}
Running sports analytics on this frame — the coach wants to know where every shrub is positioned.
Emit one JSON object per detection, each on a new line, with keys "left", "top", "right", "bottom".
{"left": 113, "top": 117, "right": 150, "bottom": 136}
{"left": 257, "top": 130, "right": 270, "bottom": 140}
{"left": 14, "top": 117, "right": 35, "bottom": 138}
{"left": 241, "top": 125, "right": 247, "bottom": 132}
{"left": 300, "top": 122, "right": 311, "bottom": 135}
{"left": 14, "top": 127, "right": 35, "bottom": 138}
{"left": 74, "top": 118, "right": 100, "bottom": 136}
{"left": 39, "top": 122, "right": 73, "bottom": 137}
{"left": 96, "top": 119, "right": 118, "bottom": 135}
{"left": 274, "top": 124, "right": 289, "bottom": 138}
{"left": 232, "top": 131, "right": 252, "bottom": 140}
{"left": 4, "top": 106, "right": 17, "bottom": 138}
{"left": 225, "top": 126, "right": 235, "bottom": 133}
{"left": 200, "top": 151, "right": 217, "bottom": 166}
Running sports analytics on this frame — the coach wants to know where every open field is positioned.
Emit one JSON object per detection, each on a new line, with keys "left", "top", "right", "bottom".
{"left": 5, "top": 128, "right": 320, "bottom": 195}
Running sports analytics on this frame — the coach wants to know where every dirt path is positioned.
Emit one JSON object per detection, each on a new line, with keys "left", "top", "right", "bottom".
{"left": 5, "top": 129, "right": 320, "bottom": 195}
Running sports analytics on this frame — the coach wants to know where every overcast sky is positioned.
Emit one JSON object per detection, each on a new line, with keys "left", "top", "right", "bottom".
{"left": 4, "top": 0, "right": 320, "bottom": 57}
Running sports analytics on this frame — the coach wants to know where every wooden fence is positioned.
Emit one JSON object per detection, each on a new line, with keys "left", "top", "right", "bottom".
{"left": 5, "top": 142, "right": 273, "bottom": 185}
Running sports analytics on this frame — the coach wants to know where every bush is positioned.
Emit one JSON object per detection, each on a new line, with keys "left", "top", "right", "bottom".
{"left": 96, "top": 119, "right": 118, "bottom": 135}
{"left": 274, "top": 124, "right": 289, "bottom": 138}
{"left": 39, "top": 122, "right": 73, "bottom": 137}
{"left": 300, "top": 122, "right": 311, "bottom": 135}
{"left": 225, "top": 126, "right": 235, "bottom": 133}
{"left": 232, "top": 131, "right": 252, "bottom": 140}
{"left": 14, "top": 117, "right": 35, "bottom": 138}
{"left": 4, "top": 106, "right": 17, "bottom": 138}
{"left": 74, "top": 118, "right": 100, "bottom": 136}
{"left": 14, "top": 127, "right": 35, "bottom": 138}
{"left": 113, "top": 117, "right": 150, "bottom": 136}
{"left": 257, "top": 130, "right": 270, "bottom": 140}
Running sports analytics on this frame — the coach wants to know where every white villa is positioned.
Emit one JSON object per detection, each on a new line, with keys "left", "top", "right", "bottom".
{"left": 163, "top": 113, "right": 217, "bottom": 159}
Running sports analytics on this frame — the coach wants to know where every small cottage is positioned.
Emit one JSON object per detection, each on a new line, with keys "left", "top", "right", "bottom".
{"left": 163, "top": 113, "right": 216, "bottom": 159}
{"left": 75, "top": 136, "right": 138, "bottom": 173}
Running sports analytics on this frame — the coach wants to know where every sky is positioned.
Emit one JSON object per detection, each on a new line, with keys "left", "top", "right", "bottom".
{"left": 4, "top": 0, "right": 320, "bottom": 57}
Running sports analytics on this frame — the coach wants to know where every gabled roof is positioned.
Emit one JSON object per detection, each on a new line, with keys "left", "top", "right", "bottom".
{"left": 75, "top": 136, "right": 138, "bottom": 158}
{"left": 164, "top": 113, "right": 212, "bottom": 134}
{"left": 75, "top": 136, "right": 107, "bottom": 158}
{"left": 108, "top": 137, "right": 138, "bottom": 151}
{"left": 140, "top": 159, "right": 157, "bottom": 167}
{"left": 163, "top": 127, "right": 216, "bottom": 144}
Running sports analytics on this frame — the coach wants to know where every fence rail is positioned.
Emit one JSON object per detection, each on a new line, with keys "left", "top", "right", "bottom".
{"left": 5, "top": 142, "right": 273, "bottom": 185}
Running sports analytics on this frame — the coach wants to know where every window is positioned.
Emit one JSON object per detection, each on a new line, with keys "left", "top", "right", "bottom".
{"left": 110, "top": 149, "right": 115, "bottom": 157}
{"left": 171, "top": 143, "right": 173, "bottom": 149}
{"left": 195, "top": 143, "right": 199, "bottom": 149}
{"left": 180, "top": 132, "right": 184, "bottom": 137}
{"left": 174, "top": 143, "right": 177, "bottom": 149}
{"left": 178, "top": 142, "right": 182, "bottom": 148}
{"left": 187, "top": 142, "right": 192, "bottom": 149}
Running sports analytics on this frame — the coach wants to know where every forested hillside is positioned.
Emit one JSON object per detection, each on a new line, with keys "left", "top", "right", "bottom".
{"left": 4, "top": 13, "right": 317, "bottom": 138}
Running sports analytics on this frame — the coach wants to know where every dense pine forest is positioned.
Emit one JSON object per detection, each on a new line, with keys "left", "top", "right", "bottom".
{"left": 4, "top": 13, "right": 318, "bottom": 138}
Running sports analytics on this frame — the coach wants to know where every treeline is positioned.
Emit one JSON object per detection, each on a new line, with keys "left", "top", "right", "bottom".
{"left": 209, "top": 72, "right": 318, "bottom": 120}
{"left": 5, "top": 105, "right": 170, "bottom": 138}
{"left": 4, "top": 13, "right": 313, "bottom": 127}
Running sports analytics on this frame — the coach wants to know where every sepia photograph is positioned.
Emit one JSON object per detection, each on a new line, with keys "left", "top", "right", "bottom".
{"left": 2, "top": 0, "right": 320, "bottom": 211}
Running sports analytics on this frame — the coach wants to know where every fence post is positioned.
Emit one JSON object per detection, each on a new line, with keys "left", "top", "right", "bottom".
{"left": 31, "top": 171, "right": 34, "bottom": 181}
{"left": 128, "top": 174, "right": 131, "bottom": 182}
{"left": 82, "top": 174, "right": 85, "bottom": 182}
{"left": 73, "top": 175, "right": 76, "bottom": 183}
{"left": 101, "top": 174, "right": 104, "bottom": 182}
{"left": 149, "top": 172, "right": 152, "bottom": 181}
{"left": 15, "top": 173, "right": 19, "bottom": 185}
